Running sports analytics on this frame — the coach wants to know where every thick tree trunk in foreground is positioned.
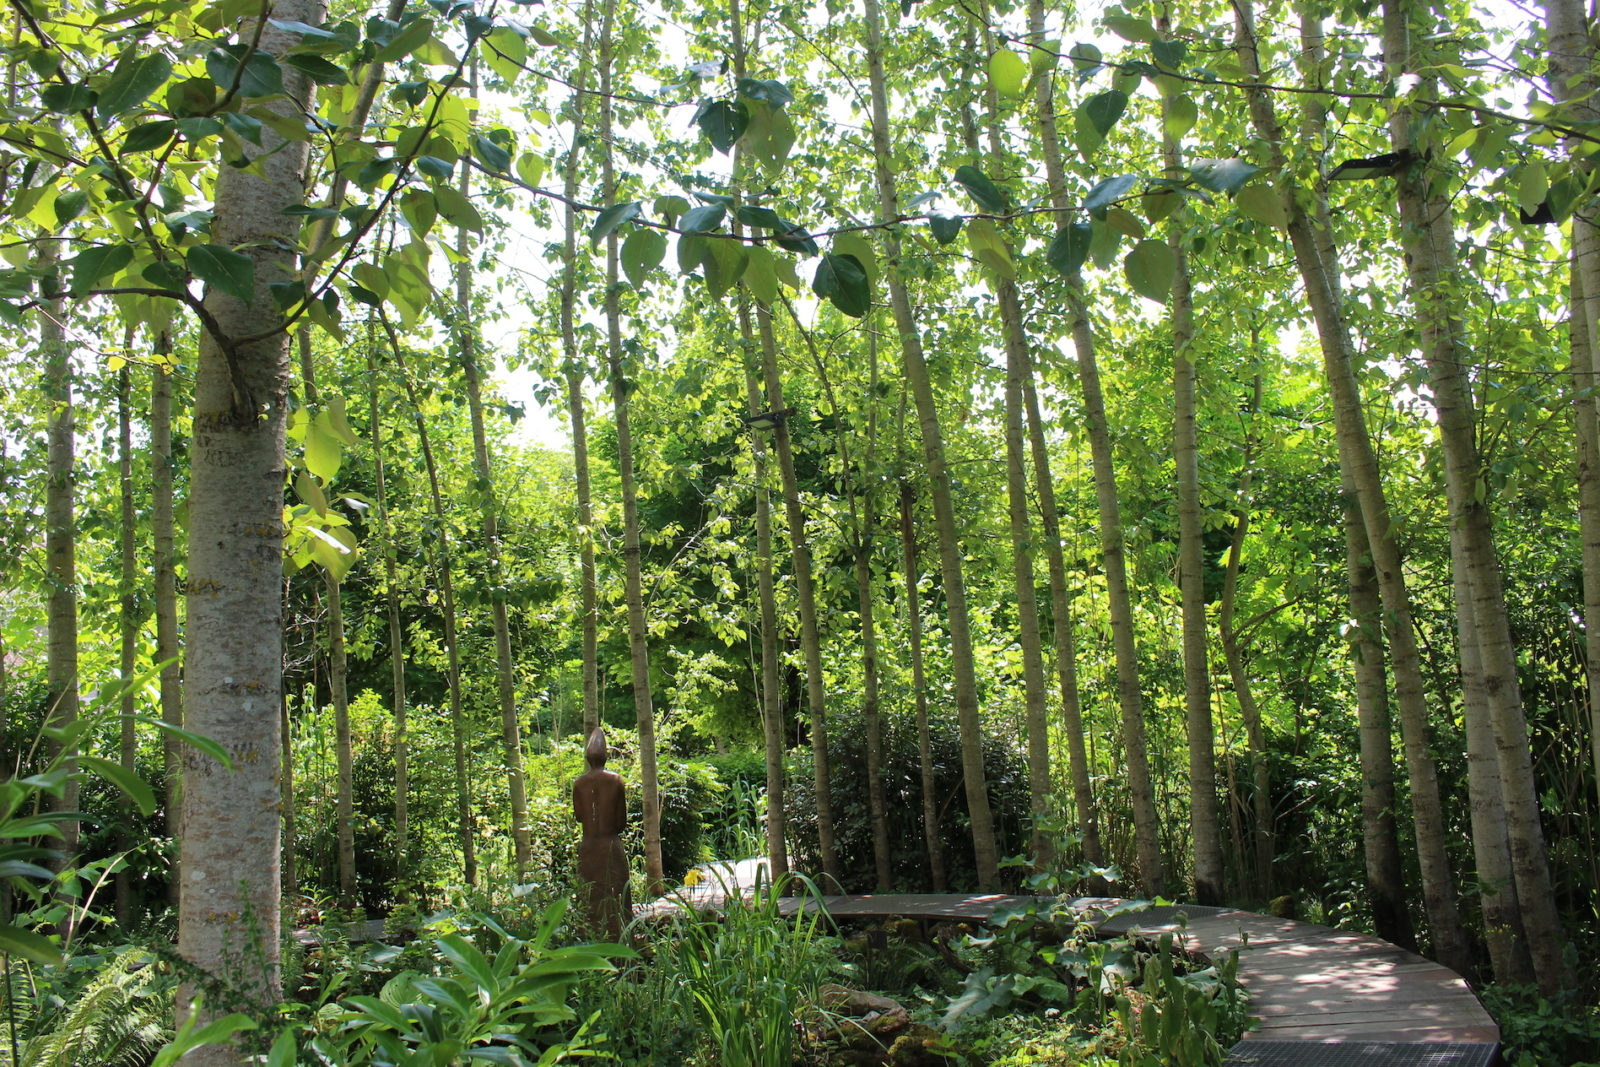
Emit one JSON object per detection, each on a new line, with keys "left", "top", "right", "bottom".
{"left": 178, "top": 10, "right": 318, "bottom": 1057}
{"left": 1382, "top": 0, "right": 1566, "bottom": 991}
{"left": 862, "top": 0, "right": 998, "bottom": 889}
{"left": 1231, "top": 0, "right": 1469, "bottom": 973}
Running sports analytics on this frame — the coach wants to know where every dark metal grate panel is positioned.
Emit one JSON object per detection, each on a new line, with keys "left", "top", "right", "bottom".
{"left": 1225, "top": 1042, "right": 1498, "bottom": 1067}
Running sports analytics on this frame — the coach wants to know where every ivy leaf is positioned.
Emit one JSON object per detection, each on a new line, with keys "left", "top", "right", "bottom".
{"left": 97, "top": 51, "right": 172, "bottom": 119}
{"left": 696, "top": 100, "right": 748, "bottom": 154}
{"left": 621, "top": 229, "right": 666, "bottom": 287}
{"left": 928, "top": 214, "right": 963, "bottom": 245}
{"left": 188, "top": 244, "right": 256, "bottom": 303}
{"left": 1084, "top": 174, "right": 1138, "bottom": 218}
{"left": 679, "top": 204, "right": 727, "bottom": 234}
{"left": 988, "top": 49, "right": 1027, "bottom": 99}
{"left": 954, "top": 165, "right": 1009, "bottom": 214}
{"left": 1046, "top": 222, "right": 1093, "bottom": 277}
{"left": 1124, "top": 240, "right": 1175, "bottom": 303}
{"left": 69, "top": 244, "right": 133, "bottom": 294}
{"left": 1189, "top": 158, "right": 1260, "bottom": 195}
{"left": 812, "top": 252, "right": 870, "bottom": 317}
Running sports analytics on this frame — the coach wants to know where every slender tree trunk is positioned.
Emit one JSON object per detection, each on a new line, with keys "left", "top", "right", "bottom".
{"left": 1232, "top": 0, "right": 1470, "bottom": 974}
{"left": 1158, "top": 46, "right": 1222, "bottom": 903}
{"left": 1546, "top": 0, "right": 1600, "bottom": 806}
{"left": 964, "top": 21, "right": 1053, "bottom": 871}
{"left": 1340, "top": 482, "right": 1415, "bottom": 949}
{"left": 296, "top": 330, "right": 356, "bottom": 910}
{"left": 455, "top": 135, "right": 532, "bottom": 878}
{"left": 852, "top": 325, "right": 891, "bottom": 891}
{"left": 281, "top": 688, "right": 296, "bottom": 898}
{"left": 386, "top": 317, "right": 477, "bottom": 886}
{"left": 902, "top": 486, "right": 946, "bottom": 891}
{"left": 41, "top": 246, "right": 80, "bottom": 885}
{"left": 1028, "top": 21, "right": 1164, "bottom": 895}
{"left": 1449, "top": 519, "right": 1532, "bottom": 981}
{"left": 1219, "top": 373, "right": 1275, "bottom": 897}
{"left": 862, "top": 0, "right": 998, "bottom": 889}
{"left": 178, "top": 9, "right": 318, "bottom": 1055}
{"left": 557, "top": 7, "right": 599, "bottom": 740}
{"left": 365, "top": 338, "right": 409, "bottom": 883}
{"left": 1381, "top": 0, "right": 1566, "bottom": 992}
{"left": 152, "top": 331, "right": 183, "bottom": 905}
{"left": 599, "top": 0, "right": 664, "bottom": 893}
{"left": 116, "top": 353, "right": 138, "bottom": 925}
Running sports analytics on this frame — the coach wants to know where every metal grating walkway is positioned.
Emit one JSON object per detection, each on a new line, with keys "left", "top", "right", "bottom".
{"left": 1225, "top": 1041, "right": 1498, "bottom": 1067}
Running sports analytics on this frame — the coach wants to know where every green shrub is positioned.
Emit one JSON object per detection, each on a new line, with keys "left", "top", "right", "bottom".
{"left": 1481, "top": 983, "right": 1600, "bottom": 1067}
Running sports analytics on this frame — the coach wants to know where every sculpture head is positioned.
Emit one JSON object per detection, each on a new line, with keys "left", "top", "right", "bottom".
{"left": 585, "top": 727, "right": 608, "bottom": 770}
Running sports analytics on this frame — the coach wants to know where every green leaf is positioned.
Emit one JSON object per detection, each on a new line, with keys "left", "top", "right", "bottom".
{"left": 1046, "top": 222, "right": 1092, "bottom": 277}
{"left": 736, "top": 205, "right": 786, "bottom": 230}
{"left": 743, "top": 244, "right": 779, "bottom": 306}
{"left": 41, "top": 83, "right": 94, "bottom": 114}
{"left": 677, "top": 233, "right": 706, "bottom": 275}
{"left": 120, "top": 120, "right": 177, "bottom": 155}
{"left": 1084, "top": 174, "right": 1138, "bottom": 218}
{"left": 78, "top": 755, "right": 156, "bottom": 816}
{"left": 678, "top": 204, "right": 727, "bottom": 234}
{"left": 188, "top": 244, "right": 256, "bottom": 303}
{"left": 140, "top": 716, "right": 233, "bottom": 768}
{"left": 701, "top": 238, "right": 747, "bottom": 298}
{"left": 206, "top": 46, "right": 283, "bottom": 99}
{"left": 966, "top": 218, "right": 1015, "bottom": 279}
{"left": 1189, "top": 158, "right": 1260, "bottom": 195}
{"left": 97, "top": 51, "right": 172, "bottom": 119}
{"left": 1124, "top": 239, "right": 1175, "bottom": 302}
{"left": 54, "top": 189, "right": 89, "bottom": 226}
{"left": 470, "top": 133, "right": 511, "bottom": 172}
{"left": 282, "top": 54, "right": 347, "bottom": 85}
{"left": 0, "top": 923, "right": 62, "bottom": 966}
{"left": 928, "top": 214, "right": 963, "bottom": 245}
{"left": 831, "top": 232, "right": 878, "bottom": 284}
{"left": 745, "top": 104, "right": 795, "bottom": 173}
{"left": 434, "top": 185, "right": 484, "bottom": 232}
{"left": 988, "top": 49, "right": 1027, "bottom": 99}
{"left": 696, "top": 100, "right": 748, "bottom": 154}
{"left": 304, "top": 421, "right": 342, "bottom": 482}
{"left": 954, "top": 165, "right": 1009, "bottom": 214}
{"left": 621, "top": 229, "right": 666, "bottom": 287}
{"left": 1104, "top": 15, "right": 1156, "bottom": 42}
{"left": 1082, "top": 90, "right": 1128, "bottom": 137}
{"left": 1151, "top": 39, "right": 1187, "bottom": 70}
{"left": 654, "top": 195, "right": 690, "bottom": 224}
{"left": 1236, "top": 184, "right": 1288, "bottom": 229}
{"left": 1518, "top": 158, "right": 1549, "bottom": 218}
{"left": 401, "top": 189, "right": 437, "bottom": 237}
{"left": 736, "top": 78, "right": 793, "bottom": 108}
{"left": 69, "top": 244, "right": 133, "bottom": 293}
{"left": 1163, "top": 95, "right": 1197, "bottom": 140}
{"left": 589, "top": 201, "right": 641, "bottom": 247}
{"left": 515, "top": 152, "right": 544, "bottom": 188}
{"left": 812, "top": 253, "right": 870, "bottom": 317}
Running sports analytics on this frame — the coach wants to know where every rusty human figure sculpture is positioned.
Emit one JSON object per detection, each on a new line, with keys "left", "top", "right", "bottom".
{"left": 574, "top": 727, "right": 631, "bottom": 940}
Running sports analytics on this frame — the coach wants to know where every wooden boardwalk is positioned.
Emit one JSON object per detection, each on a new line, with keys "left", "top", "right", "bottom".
{"left": 643, "top": 867, "right": 1499, "bottom": 1063}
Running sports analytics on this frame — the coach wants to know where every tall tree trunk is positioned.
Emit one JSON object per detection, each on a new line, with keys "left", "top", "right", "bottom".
{"left": 41, "top": 245, "right": 80, "bottom": 888}
{"left": 599, "top": 0, "right": 664, "bottom": 893}
{"left": 152, "top": 331, "right": 183, "bottom": 905}
{"left": 1017, "top": 3, "right": 1102, "bottom": 857}
{"left": 1028, "top": 8, "right": 1165, "bottom": 895}
{"left": 365, "top": 336, "right": 409, "bottom": 881}
{"left": 1340, "top": 482, "right": 1415, "bottom": 949}
{"left": 178, "top": 8, "right": 318, "bottom": 1056}
{"left": 1449, "top": 519, "right": 1533, "bottom": 981}
{"left": 1381, "top": 0, "right": 1567, "bottom": 991}
{"left": 558, "top": 6, "right": 599, "bottom": 740}
{"left": 902, "top": 485, "right": 946, "bottom": 891}
{"left": 386, "top": 317, "right": 477, "bottom": 886}
{"left": 852, "top": 325, "right": 890, "bottom": 890}
{"left": 1219, "top": 372, "right": 1275, "bottom": 898}
{"left": 1158, "top": 38, "right": 1222, "bottom": 903}
{"left": 296, "top": 330, "right": 356, "bottom": 910}
{"left": 281, "top": 689, "right": 296, "bottom": 899}
{"left": 455, "top": 134, "right": 532, "bottom": 878}
{"left": 1232, "top": 0, "right": 1470, "bottom": 974}
{"left": 1546, "top": 0, "right": 1600, "bottom": 807}
{"left": 862, "top": 0, "right": 999, "bottom": 889}
{"left": 966, "top": 17, "right": 1052, "bottom": 871}
{"left": 116, "top": 352, "right": 138, "bottom": 924}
